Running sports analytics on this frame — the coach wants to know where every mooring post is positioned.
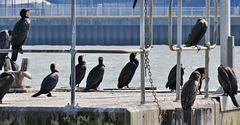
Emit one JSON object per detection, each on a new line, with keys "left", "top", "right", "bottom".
{"left": 70, "top": 0, "right": 76, "bottom": 107}
{"left": 176, "top": 0, "right": 182, "bottom": 101}
{"left": 140, "top": 0, "right": 145, "bottom": 104}
{"left": 204, "top": 0, "right": 210, "bottom": 98}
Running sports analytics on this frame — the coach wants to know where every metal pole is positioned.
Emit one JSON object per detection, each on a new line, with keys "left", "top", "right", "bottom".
{"left": 149, "top": 0, "right": 153, "bottom": 47}
{"left": 227, "top": 36, "right": 234, "bottom": 69}
{"left": 204, "top": 0, "right": 210, "bottom": 98}
{"left": 220, "top": 0, "right": 230, "bottom": 66}
{"left": 70, "top": 0, "right": 76, "bottom": 107}
{"left": 140, "top": 0, "right": 145, "bottom": 104}
{"left": 176, "top": 0, "right": 182, "bottom": 101}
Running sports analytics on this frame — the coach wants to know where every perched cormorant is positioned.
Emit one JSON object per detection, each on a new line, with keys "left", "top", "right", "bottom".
{"left": 184, "top": 18, "right": 208, "bottom": 51}
{"left": 11, "top": 8, "right": 32, "bottom": 61}
{"left": 218, "top": 65, "right": 238, "bottom": 107}
{"left": 83, "top": 57, "right": 105, "bottom": 92}
{"left": 165, "top": 64, "right": 186, "bottom": 91}
{"left": 69, "top": 55, "right": 86, "bottom": 87}
{"left": 118, "top": 53, "right": 139, "bottom": 88}
{"left": 0, "top": 30, "right": 12, "bottom": 70}
{"left": 32, "top": 63, "right": 59, "bottom": 97}
{"left": 191, "top": 67, "right": 205, "bottom": 94}
{"left": 0, "top": 72, "right": 15, "bottom": 104}
{"left": 181, "top": 71, "right": 201, "bottom": 123}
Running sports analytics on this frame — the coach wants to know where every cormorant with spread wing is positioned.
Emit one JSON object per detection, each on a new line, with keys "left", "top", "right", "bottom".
{"left": 11, "top": 8, "right": 32, "bottom": 61}
{"left": 32, "top": 63, "right": 59, "bottom": 97}
{"left": 118, "top": 53, "right": 139, "bottom": 88}
{"left": 218, "top": 65, "right": 238, "bottom": 107}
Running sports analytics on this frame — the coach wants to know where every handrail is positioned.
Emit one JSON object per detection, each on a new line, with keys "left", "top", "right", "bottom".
{"left": 0, "top": 48, "right": 151, "bottom": 54}
{"left": 168, "top": 0, "right": 218, "bottom": 51}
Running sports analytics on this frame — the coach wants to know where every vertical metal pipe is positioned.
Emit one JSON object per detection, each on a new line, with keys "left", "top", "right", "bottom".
{"left": 70, "top": 0, "right": 76, "bottom": 107}
{"left": 140, "top": 0, "right": 145, "bottom": 104}
{"left": 176, "top": 0, "right": 182, "bottom": 101}
{"left": 220, "top": 0, "right": 230, "bottom": 66}
{"left": 204, "top": 0, "right": 210, "bottom": 98}
{"left": 227, "top": 36, "right": 234, "bottom": 69}
{"left": 149, "top": 0, "right": 153, "bottom": 47}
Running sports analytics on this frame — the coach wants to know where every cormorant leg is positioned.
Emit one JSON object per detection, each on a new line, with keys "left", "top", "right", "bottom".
{"left": 196, "top": 45, "right": 201, "bottom": 52}
{"left": 19, "top": 48, "right": 23, "bottom": 54}
{"left": 127, "top": 85, "right": 129, "bottom": 88}
{"left": 47, "top": 92, "right": 52, "bottom": 97}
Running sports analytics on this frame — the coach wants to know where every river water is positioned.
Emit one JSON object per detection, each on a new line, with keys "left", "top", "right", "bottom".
{"left": 12, "top": 45, "right": 240, "bottom": 91}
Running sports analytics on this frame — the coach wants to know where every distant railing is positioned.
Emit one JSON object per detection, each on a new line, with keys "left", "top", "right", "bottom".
{"left": 1, "top": 7, "right": 240, "bottom": 17}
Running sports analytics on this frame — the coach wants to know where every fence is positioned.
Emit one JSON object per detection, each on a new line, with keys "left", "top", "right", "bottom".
{"left": 1, "top": 6, "right": 240, "bottom": 16}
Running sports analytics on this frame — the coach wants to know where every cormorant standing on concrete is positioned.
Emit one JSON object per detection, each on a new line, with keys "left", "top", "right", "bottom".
{"left": 165, "top": 64, "right": 186, "bottom": 91}
{"left": 218, "top": 65, "right": 239, "bottom": 107}
{"left": 11, "top": 8, "right": 32, "bottom": 61}
{"left": 118, "top": 53, "right": 138, "bottom": 88}
{"left": 83, "top": 57, "right": 105, "bottom": 92}
{"left": 0, "top": 72, "right": 15, "bottom": 104}
{"left": 191, "top": 67, "right": 205, "bottom": 94}
{"left": 184, "top": 18, "right": 208, "bottom": 51}
{"left": 32, "top": 63, "right": 59, "bottom": 97}
{"left": 181, "top": 71, "right": 201, "bottom": 123}
{"left": 0, "top": 30, "right": 12, "bottom": 70}
{"left": 69, "top": 55, "right": 86, "bottom": 87}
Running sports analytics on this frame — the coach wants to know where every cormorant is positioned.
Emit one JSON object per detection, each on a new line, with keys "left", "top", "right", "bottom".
{"left": 181, "top": 71, "right": 201, "bottom": 123}
{"left": 218, "top": 65, "right": 238, "bottom": 107}
{"left": 184, "top": 18, "right": 208, "bottom": 51}
{"left": 83, "top": 57, "right": 105, "bottom": 92}
{"left": 165, "top": 64, "right": 186, "bottom": 91}
{"left": 191, "top": 67, "right": 205, "bottom": 94}
{"left": 69, "top": 55, "right": 86, "bottom": 87}
{"left": 0, "top": 72, "right": 15, "bottom": 104}
{"left": 32, "top": 63, "right": 59, "bottom": 97}
{"left": 118, "top": 53, "right": 139, "bottom": 88}
{"left": 11, "top": 8, "right": 32, "bottom": 61}
{"left": 0, "top": 30, "right": 12, "bottom": 70}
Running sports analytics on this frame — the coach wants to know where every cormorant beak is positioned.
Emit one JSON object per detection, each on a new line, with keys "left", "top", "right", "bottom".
{"left": 27, "top": 10, "right": 35, "bottom": 14}
{"left": 202, "top": 74, "right": 205, "bottom": 80}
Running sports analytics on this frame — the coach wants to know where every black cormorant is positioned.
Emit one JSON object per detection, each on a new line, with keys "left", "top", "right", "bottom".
{"left": 184, "top": 18, "right": 208, "bottom": 51}
{"left": 218, "top": 65, "right": 238, "bottom": 107}
{"left": 32, "top": 63, "right": 59, "bottom": 97}
{"left": 11, "top": 8, "right": 32, "bottom": 61}
{"left": 0, "top": 30, "right": 12, "bottom": 70}
{"left": 181, "top": 71, "right": 201, "bottom": 123}
{"left": 118, "top": 53, "right": 139, "bottom": 88}
{"left": 165, "top": 64, "right": 186, "bottom": 91}
{"left": 191, "top": 67, "right": 205, "bottom": 94}
{"left": 69, "top": 55, "right": 86, "bottom": 87}
{"left": 83, "top": 57, "right": 105, "bottom": 92}
{"left": 0, "top": 72, "right": 15, "bottom": 104}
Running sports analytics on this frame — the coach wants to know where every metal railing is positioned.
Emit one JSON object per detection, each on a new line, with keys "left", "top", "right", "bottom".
{"left": 168, "top": 0, "right": 218, "bottom": 100}
{"left": 1, "top": 6, "right": 240, "bottom": 17}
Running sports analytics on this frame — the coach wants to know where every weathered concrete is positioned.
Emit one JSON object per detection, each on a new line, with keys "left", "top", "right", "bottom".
{"left": 0, "top": 91, "right": 236, "bottom": 125}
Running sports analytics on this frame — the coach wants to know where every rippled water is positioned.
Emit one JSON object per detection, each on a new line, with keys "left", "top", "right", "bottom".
{"left": 11, "top": 45, "right": 240, "bottom": 91}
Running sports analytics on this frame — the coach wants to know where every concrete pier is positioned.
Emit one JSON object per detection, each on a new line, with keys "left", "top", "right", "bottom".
{"left": 0, "top": 91, "right": 239, "bottom": 125}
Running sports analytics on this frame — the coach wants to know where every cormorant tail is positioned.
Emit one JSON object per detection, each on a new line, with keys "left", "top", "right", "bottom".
{"left": 183, "top": 109, "right": 190, "bottom": 123}
{"left": 32, "top": 91, "right": 42, "bottom": 97}
{"left": 82, "top": 87, "right": 89, "bottom": 92}
{"left": 11, "top": 49, "right": 18, "bottom": 61}
{"left": 133, "top": 0, "right": 137, "bottom": 9}
{"left": 230, "top": 95, "right": 239, "bottom": 107}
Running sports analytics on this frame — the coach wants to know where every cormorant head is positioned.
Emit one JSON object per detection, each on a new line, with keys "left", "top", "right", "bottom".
{"left": 130, "top": 53, "right": 137, "bottom": 61}
{"left": 20, "top": 8, "right": 31, "bottom": 18}
{"left": 189, "top": 71, "right": 201, "bottom": 81}
{"left": 50, "top": 63, "right": 58, "bottom": 72}
{"left": 8, "top": 30, "right": 12, "bottom": 36}
{"left": 98, "top": 57, "right": 103, "bottom": 65}
{"left": 78, "top": 55, "right": 84, "bottom": 63}
{"left": 196, "top": 67, "right": 205, "bottom": 79}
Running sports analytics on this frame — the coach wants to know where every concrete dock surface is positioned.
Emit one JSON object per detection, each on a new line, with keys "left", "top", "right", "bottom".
{"left": 0, "top": 90, "right": 239, "bottom": 125}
